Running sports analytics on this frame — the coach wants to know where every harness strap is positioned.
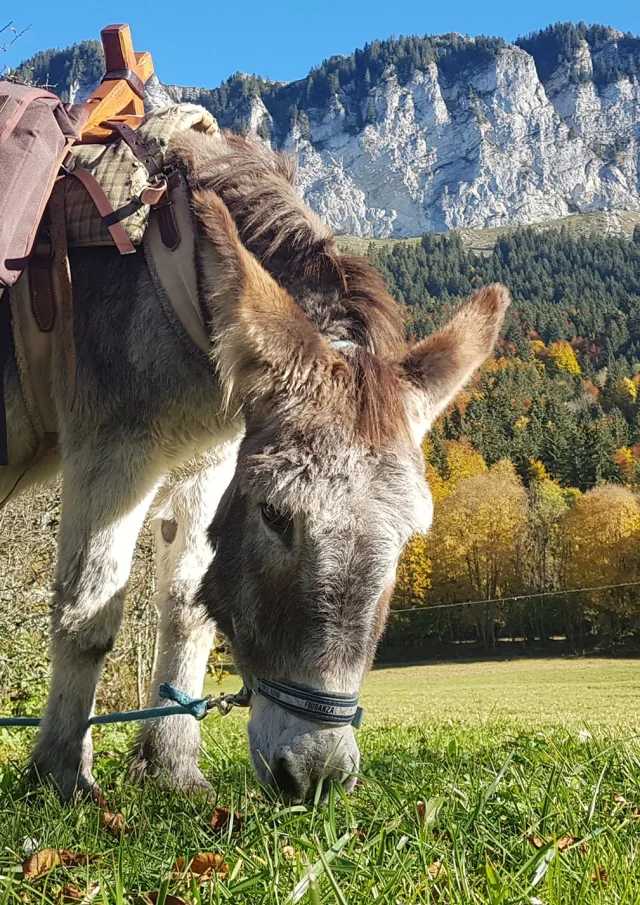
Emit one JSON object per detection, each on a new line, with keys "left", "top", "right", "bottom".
{"left": 69, "top": 169, "right": 137, "bottom": 255}
{"left": 0, "top": 292, "right": 10, "bottom": 466}
{"left": 103, "top": 121, "right": 180, "bottom": 251}
{"left": 49, "top": 178, "right": 76, "bottom": 409}
{"left": 101, "top": 68, "right": 146, "bottom": 101}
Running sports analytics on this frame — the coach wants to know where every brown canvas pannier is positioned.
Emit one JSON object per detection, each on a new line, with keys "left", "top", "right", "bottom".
{"left": 0, "top": 82, "right": 86, "bottom": 294}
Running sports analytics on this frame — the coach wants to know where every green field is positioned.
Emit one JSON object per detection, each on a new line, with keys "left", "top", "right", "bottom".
{"left": 2, "top": 658, "right": 640, "bottom": 903}
{"left": 338, "top": 209, "right": 640, "bottom": 257}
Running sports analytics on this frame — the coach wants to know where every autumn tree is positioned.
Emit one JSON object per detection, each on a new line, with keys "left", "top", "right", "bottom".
{"left": 428, "top": 461, "right": 529, "bottom": 646}
{"left": 562, "top": 484, "right": 640, "bottom": 643}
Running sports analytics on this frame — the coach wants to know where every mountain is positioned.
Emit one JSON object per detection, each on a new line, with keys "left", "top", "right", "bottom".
{"left": 10, "top": 23, "right": 640, "bottom": 238}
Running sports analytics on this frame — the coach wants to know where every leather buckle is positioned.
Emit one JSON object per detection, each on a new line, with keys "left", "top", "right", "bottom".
{"left": 140, "top": 174, "right": 168, "bottom": 206}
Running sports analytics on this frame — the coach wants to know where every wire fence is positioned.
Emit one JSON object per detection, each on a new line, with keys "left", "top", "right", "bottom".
{"left": 384, "top": 581, "right": 640, "bottom": 652}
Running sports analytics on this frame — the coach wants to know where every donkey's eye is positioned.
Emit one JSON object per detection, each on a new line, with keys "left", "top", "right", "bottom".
{"left": 260, "top": 504, "right": 294, "bottom": 545}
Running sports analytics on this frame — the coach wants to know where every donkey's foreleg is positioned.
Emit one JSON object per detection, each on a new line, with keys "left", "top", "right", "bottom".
{"left": 32, "top": 465, "right": 157, "bottom": 798}
{"left": 130, "top": 447, "right": 238, "bottom": 792}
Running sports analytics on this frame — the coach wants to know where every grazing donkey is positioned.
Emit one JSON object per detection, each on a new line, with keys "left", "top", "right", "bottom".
{"left": 1, "top": 129, "right": 510, "bottom": 799}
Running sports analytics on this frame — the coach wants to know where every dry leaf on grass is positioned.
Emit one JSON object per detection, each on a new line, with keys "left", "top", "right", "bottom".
{"left": 281, "top": 845, "right": 296, "bottom": 860}
{"left": 101, "top": 811, "right": 130, "bottom": 838}
{"left": 23, "top": 849, "right": 92, "bottom": 881}
{"left": 142, "top": 894, "right": 188, "bottom": 905}
{"left": 210, "top": 806, "right": 244, "bottom": 835}
{"left": 528, "top": 834, "right": 585, "bottom": 854}
{"left": 591, "top": 866, "right": 609, "bottom": 884}
{"left": 426, "top": 860, "right": 447, "bottom": 880}
{"left": 173, "top": 852, "right": 229, "bottom": 883}
{"left": 556, "top": 835, "right": 583, "bottom": 853}
{"left": 55, "top": 881, "right": 100, "bottom": 904}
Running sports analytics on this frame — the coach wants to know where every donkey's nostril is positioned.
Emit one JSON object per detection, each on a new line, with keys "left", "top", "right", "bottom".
{"left": 273, "top": 756, "right": 301, "bottom": 798}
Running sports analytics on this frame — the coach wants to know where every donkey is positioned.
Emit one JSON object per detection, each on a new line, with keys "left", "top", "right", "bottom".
{"left": 1, "top": 129, "right": 510, "bottom": 799}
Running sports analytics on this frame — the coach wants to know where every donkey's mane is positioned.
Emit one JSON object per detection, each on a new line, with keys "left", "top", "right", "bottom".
{"left": 169, "top": 130, "right": 405, "bottom": 361}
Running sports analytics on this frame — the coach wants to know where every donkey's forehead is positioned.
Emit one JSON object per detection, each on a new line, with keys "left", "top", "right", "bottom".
{"left": 237, "top": 427, "right": 430, "bottom": 532}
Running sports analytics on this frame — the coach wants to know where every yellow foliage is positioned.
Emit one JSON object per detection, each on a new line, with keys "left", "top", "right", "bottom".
{"left": 609, "top": 377, "right": 638, "bottom": 412}
{"left": 395, "top": 535, "right": 432, "bottom": 608}
{"left": 531, "top": 340, "right": 546, "bottom": 358}
{"left": 562, "top": 484, "right": 640, "bottom": 590}
{"left": 428, "top": 463, "right": 528, "bottom": 601}
{"left": 514, "top": 415, "right": 530, "bottom": 432}
{"left": 613, "top": 446, "right": 635, "bottom": 481}
{"left": 425, "top": 440, "right": 488, "bottom": 504}
{"left": 529, "top": 459, "right": 550, "bottom": 483}
{"left": 547, "top": 341, "right": 581, "bottom": 376}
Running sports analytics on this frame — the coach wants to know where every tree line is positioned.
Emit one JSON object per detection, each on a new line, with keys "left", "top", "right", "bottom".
{"left": 376, "top": 225, "right": 640, "bottom": 651}
{"left": 388, "top": 438, "right": 640, "bottom": 653}
{"left": 516, "top": 22, "right": 640, "bottom": 86}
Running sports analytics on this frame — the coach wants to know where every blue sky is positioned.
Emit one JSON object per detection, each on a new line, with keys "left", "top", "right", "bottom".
{"left": 3, "top": 0, "right": 640, "bottom": 89}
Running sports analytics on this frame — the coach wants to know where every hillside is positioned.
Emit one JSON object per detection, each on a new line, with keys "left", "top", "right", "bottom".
{"left": 10, "top": 22, "right": 640, "bottom": 237}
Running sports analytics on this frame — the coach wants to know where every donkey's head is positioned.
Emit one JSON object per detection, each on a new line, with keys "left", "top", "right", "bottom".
{"left": 191, "top": 189, "right": 510, "bottom": 798}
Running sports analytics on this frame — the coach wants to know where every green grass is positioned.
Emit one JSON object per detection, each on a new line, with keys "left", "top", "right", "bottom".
{"left": 2, "top": 658, "right": 640, "bottom": 903}
{"left": 339, "top": 210, "right": 640, "bottom": 257}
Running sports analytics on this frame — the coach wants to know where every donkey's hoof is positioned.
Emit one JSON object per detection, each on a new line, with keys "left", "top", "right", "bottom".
{"left": 28, "top": 758, "right": 102, "bottom": 802}
{"left": 128, "top": 751, "right": 213, "bottom": 797}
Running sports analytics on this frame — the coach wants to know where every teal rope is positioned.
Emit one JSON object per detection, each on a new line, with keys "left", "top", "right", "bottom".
{"left": 0, "top": 683, "right": 210, "bottom": 729}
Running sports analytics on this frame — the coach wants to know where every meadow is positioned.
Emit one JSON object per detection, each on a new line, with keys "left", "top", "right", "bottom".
{"left": 1, "top": 657, "right": 640, "bottom": 904}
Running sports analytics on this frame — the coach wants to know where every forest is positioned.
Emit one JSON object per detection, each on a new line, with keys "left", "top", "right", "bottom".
{"left": 377, "top": 227, "right": 640, "bottom": 653}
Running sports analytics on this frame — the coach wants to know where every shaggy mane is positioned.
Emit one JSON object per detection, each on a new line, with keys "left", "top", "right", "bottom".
{"left": 169, "top": 130, "right": 405, "bottom": 361}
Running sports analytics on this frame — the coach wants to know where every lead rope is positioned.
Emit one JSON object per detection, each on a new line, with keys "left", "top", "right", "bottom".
{"left": 0, "top": 682, "right": 251, "bottom": 728}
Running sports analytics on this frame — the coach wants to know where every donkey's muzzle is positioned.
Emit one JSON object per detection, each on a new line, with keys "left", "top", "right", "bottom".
{"left": 271, "top": 728, "right": 360, "bottom": 801}
{"left": 247, "top": 696, "right": 360, "bottom": 801}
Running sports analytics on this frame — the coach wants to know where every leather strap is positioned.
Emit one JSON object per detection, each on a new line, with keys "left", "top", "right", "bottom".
{"left": 29, "top": 220, "right": 56, "bottom": 333}
{"left": 69, "top": 169, "right": 137, "bottom": 255}
{"left": 105, "top": 120, "right": 163, "bottom": 176}
{"left": 0, "top": 292, "right": 10, "bottom": 465}
{"left": 101, "top": 68, "right": 145, "bottom": 100}
{"left": 103, "top": 120, "right": 180, "bottom": 250}
{"left": 49, "top": 179, "right": 76, "bottom": 409}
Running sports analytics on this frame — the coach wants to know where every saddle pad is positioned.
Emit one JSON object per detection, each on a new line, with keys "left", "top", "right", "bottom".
{"left": 65, "top": 104, "right": 218, "bottom": 248}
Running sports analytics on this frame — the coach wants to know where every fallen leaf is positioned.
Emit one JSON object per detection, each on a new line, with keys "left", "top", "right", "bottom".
{"left": 23, "top": 849, "right": 90, "bottom": 881}
{"left": 55, "top": 882, "right": 100, "bottom": 904}
{"left": 192, "top": 852, "right": 226, "bottom": 875}
{"left": 417, "top": 801, "right": 426, "bottom": 822}
{"left": 142, "top": 894, "right": 187, "bottom": 905}
{"left": 210, "top": 806, "right": 244, "bottom": 835}
{"left": 528, "top": 835, "right": 547, "bottom": 850}
{"left": 613, "top": 794, "right": 627, "bottom": 804}
{"left": 101, "top": 811, "right": 130, "bottom": 838}
{"left": 556, "top": 835, "right": 578, "bottom": 853}
{"left": 426, "top": 860, "right": 446, "bottom": 880}
{"left": 172, "top": 852, "right": 229, "bottom": 884}
{"left": 281, "top": 845, "right": 295, "bottom": 860}
{"left": 55, "top": 885, "right": 83, "bottom": 903}
{"left": 591, "top": 866, "right": 609, "bottom": 884}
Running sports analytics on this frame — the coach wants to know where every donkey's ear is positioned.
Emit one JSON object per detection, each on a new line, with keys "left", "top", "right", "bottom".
{"left": 401, "top": 284, "right": 511, "bottom": 440}
{"left": 192, "top": 189, "right": 345, "bottom": 406}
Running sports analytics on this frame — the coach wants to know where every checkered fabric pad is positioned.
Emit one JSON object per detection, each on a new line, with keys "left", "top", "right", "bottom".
{"left": 65, "top": 104, "right": 218, "bottom": 247}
